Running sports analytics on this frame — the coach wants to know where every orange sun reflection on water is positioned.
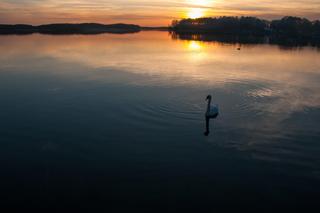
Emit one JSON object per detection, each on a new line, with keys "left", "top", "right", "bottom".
{"left": 184, "top": 40, "right": 210, "bottom": 61}
{"left": 187, "top": 40, "right": 203, "bottom": 51}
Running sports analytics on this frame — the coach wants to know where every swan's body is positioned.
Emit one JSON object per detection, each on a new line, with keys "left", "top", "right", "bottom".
{"left": 205, "top": 95, "right": 219, "bottom": 119}
{"left": 206, "top": 104, "right": 219, "bottom": 118}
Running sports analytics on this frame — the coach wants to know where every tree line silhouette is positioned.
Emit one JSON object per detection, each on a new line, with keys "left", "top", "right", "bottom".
{"left": 0, "top": 23, "right": 141, "bottom": 34}
{"left": 171, "top": 16, "right": 320, "bottom": 39}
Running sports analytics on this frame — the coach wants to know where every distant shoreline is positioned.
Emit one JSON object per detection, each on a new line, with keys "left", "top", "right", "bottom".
{"left": 0, "top": 23, "right": 145, "bottom": 35}
{"left": 0, "top": 23, "right": 174, "bottom": 35}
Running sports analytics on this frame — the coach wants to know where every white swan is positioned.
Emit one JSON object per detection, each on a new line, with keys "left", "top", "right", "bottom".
{"left": 205, "top": 95, "right": 219, "bottom": 119}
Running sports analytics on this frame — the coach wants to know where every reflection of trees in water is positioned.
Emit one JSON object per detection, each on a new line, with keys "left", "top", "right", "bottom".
{"left": 170, "top": 32, "right": 320, "bottom": 50}
{"left": 171, "top": 32, "right": 267, "bottom": 44}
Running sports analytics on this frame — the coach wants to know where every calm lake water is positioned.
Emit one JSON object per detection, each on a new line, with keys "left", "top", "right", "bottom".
{"left": 1, "top": 31, "right": 320, "bottom": 212}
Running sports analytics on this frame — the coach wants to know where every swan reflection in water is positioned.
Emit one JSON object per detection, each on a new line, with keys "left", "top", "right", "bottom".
{"left": 204, "top": 95, "right": 219, "bottom": 136}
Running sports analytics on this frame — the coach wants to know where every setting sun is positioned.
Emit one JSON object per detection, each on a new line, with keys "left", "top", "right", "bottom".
{"left": 187, "top": 8, "right": 205, "bottom": 19}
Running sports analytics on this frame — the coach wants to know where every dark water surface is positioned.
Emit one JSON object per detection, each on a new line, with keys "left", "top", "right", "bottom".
{"left": 1, "top": 32, "right": 320, "bottom": 212}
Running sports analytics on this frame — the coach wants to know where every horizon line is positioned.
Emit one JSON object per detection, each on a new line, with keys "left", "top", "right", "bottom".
{"left": 1, "top": 15, "right": 319, "bottom": 27}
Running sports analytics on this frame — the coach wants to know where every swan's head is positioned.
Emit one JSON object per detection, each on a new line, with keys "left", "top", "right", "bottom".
{"left": 206, "top": 95, "right": 212, "bottom": 101}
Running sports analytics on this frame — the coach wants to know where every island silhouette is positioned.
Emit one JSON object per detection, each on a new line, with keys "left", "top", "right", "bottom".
{"left": 0, "top": 23, "right": 141, "bottom": 34}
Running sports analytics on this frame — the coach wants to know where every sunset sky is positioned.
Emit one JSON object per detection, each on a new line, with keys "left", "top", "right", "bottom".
{"left": 1, "top": 0, "right": 319, "bottom": 26}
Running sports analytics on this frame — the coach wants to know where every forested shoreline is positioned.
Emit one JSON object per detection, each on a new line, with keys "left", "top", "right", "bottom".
{"left": 171, "top": 16, "right": 320, "bottom": 39}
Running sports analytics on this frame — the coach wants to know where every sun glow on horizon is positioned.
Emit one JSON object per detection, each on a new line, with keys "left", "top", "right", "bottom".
{"left": 187, "top": 8, "right": 206, "bottom": 19}
{"left": 186, "top": 0, "right": 213, "bottom": 19}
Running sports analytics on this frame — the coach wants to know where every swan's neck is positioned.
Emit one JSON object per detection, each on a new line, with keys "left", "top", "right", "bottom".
{"left": 206, "top": 98, "right": 211, "bottom": 112}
